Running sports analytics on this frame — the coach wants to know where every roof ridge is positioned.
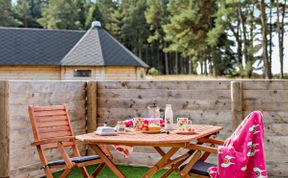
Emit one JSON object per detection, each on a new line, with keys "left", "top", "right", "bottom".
{"left": 60, "top": 28, "right": 93, "bottom": 65}
{"left": 0, "top": 27, "right": 85, "bottom": 33}
{"left": 95, "top": 27, "right": 105, "bottom": 66}
{"left": 100, "top": 29, "right": 149, "bottom": 67}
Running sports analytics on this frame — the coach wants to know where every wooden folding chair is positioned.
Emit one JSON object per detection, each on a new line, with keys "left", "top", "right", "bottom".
{"left": 179, "top": 138, "right": 225, "bottom": 178}
{"left": 28, "top": 104, "right": 106, "bottom": 178}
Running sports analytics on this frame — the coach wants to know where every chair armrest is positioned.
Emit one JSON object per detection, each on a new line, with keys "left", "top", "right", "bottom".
{"left": 31, "top": 136, "right": 75, "bottom": 146}
{"left": 197, "top": 138, "right": 225, "bottom": 145}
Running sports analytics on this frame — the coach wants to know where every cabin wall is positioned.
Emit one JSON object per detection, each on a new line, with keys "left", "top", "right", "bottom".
{"left": 105, "top": 67, "right": 138, "bottom": 80}
{"left": 0, "top": 66, "right": 146, "bottom": 81}
{"left": 0, "top": 66, "right": 60, "bottom": 80}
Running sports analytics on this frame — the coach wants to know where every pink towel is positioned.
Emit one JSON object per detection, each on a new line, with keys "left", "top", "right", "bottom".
{"left": 208, "top": 111, "right": 267, "bottom": 178}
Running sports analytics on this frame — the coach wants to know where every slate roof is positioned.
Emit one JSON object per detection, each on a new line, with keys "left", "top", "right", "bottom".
{"left": 0, "top": 27, "right": 84, "bottom": 66}
{"left": 0, "top": 27, "right": 148, "bottom": 68}
{"left": 61, "top": 26, "right": 149, "bottom": 67}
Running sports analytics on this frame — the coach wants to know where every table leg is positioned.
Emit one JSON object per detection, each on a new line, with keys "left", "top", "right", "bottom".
{"left": 90, "top": 144, "right": 126, "bottom": 178}
{"left": 179, "top": 150, "right": 202, "bottom": 178}
{"left": 143, "top": 147, "right": 179, "bottom": 178}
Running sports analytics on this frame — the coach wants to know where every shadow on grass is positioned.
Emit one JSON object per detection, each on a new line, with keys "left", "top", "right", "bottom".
{"left": 53, "top": 165, "right": 181, "bottom": 178}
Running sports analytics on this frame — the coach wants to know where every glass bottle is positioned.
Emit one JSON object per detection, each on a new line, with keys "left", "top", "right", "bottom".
{"left": 164, "top": 104, "right": 173, "bottom": 130}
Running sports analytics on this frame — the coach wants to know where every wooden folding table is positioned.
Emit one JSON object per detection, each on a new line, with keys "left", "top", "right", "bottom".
{"left": 76, "top": 124, "right": 222, "bottom": 178}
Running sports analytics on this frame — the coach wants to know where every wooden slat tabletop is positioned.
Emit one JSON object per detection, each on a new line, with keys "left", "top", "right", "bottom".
{"left": 76, "top": 125, "right": 222, "bottom": 146}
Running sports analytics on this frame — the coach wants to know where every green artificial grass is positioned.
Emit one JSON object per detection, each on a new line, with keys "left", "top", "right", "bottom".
{"left": 53, "top": 165, "right": 181, "bottom": 178}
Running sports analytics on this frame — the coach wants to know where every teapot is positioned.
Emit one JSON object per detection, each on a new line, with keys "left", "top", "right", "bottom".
{"left": 147, "top": 103, "right": 161, "bottom": 118}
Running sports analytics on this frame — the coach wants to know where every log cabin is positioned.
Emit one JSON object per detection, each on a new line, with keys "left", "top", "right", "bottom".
{"left": 0, "top": 21, "right": 148, "bottom": 80}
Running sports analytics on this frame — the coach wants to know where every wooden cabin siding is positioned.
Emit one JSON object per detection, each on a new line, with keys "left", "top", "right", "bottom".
{"left": 0, "top": 66, "right": 146, "bottom": 81}
{"left": 0, "top": 66, "right": 60, "bottom": 80}
{"left": 105, "top": 66, "right": 138, "bottom": 80}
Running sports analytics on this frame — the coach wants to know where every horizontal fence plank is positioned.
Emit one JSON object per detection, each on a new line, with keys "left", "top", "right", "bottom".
{"left": 98, "top": 89, "right": 231, "bottom": 100}
{"left": 98, "top": 98, "right": 231, "bottom": 111}
{"left": 8, "top": 81, "right": 86, "bottom": 94}
{"left": 265, "top": 136, "right": 288, "bottom": 162}
{"left": 9, "top": 100, "right": 86, "bottom": 118}
{"left": 243, "top": 101, "right": 288, "bottom": 111}
{"left": 9, "top": 92, "right": 86, "bottom": 105}
{"left": 243, "top": 90, "right": 288, "bottom": 102}
{"left": 266, "top": 161, "right": 288, "bottom": 177}
{"left": 242, "top": 80, "right": 288, "bottom": 90}
{"left": 97, "top": 81, "right": 231, "bottom": 90}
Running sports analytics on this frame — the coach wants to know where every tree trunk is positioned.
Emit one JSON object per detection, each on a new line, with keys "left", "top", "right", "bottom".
{"left": 247, "top": 4, "right": 255, "bottom": 78}
{"left": 280, "top": 0, "right": 286, "bottom": 78}
{"left": 175, "top": 52, "right": 178, "bottom": 74}
{"left": 200, "top": 61, "right": 203, "bottom": 75}
{"left": 269, "top": 0, "right": 273, "bottom": 73}
{"left": 164, "top": 43, "right": 169, "bottom": 74}
{"left": 277, "top": 0, "right": 286, "bottom": 78}
{"left": 260, "top": 0, "right": 272, "bottom": 79}
{"left": 188, "top": 57, "right": 192, "bottom": 74}
{"left": 204, "top": 60, "right": 208, "bottom": 76}
{"left": 239, "top": 6, "right": 248, "bottom": 72}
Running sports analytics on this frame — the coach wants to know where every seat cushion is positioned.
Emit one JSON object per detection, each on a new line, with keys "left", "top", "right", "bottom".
{"left": 180, "top": 161, "right": 216, "bottom": 176}
{"left": 47, "top": 155, "right": 100, "bottom": 166}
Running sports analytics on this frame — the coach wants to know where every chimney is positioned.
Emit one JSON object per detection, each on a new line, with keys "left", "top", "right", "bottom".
{"left": 91, "top": 21, "right": 101, "bottom": 28}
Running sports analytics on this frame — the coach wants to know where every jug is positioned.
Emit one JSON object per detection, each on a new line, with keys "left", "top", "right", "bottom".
{"left": 147, "top": 103, "right": 161, "bottom": 118}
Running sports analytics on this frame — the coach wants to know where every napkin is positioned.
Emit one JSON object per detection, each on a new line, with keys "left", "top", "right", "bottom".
{"left": 113, "top": 144, "right": 134, "bottom": 158}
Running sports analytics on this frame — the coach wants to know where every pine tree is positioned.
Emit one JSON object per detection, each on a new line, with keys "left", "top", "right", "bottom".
{"left": 145, "top": 0, "right": 170, "bottom": 74}
{"left": 38, "top": 0, "right": 83, "bottom": 29}
{"left": 0, "top": 0, "right": 19, "bottom": 27}
{"left": 14, "top": 0, "right": 47, "bottom": 28}
{"left": 85, "top": 2, "right": 103, "bottom": 30}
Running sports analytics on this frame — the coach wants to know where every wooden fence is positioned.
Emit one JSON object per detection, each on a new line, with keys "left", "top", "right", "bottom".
{"left": 0, "top": 81, "right": 87, "bottom": 178}
{"left": 0, "top": 80, "right": 287, "bottom": 177}
{"left": 95, "top": 80, "right": 288, "bottom": 177}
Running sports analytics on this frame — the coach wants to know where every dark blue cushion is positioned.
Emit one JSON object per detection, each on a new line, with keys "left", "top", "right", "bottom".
{"left": 180, "top": 161, "right": 216, "bottom": 176}
{"left": 47, "top": 155, "right": 100, "bottom": 166}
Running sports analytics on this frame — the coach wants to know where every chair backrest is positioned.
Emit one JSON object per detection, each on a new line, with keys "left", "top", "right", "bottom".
{"left": 28, "top": 104, "right": 77, "bottom": 150}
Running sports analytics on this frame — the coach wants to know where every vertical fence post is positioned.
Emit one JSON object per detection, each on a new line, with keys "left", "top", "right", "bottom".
{"left": 231, "top": 81, "right": 243, "bottom": 130}
{"left": 87, "top": 81, "right": 97, "bottom": 133}
{"left": 86, "top": 81, "right": 98, "bottom": 155}
{"left": 0, "top": 81, "right": 9, "bottom": 178}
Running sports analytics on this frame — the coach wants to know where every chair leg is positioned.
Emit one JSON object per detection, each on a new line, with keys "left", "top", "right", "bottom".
{"left": 79, "top": 167, "right": 90, "bottom": 178}
{"left": 60, "top": 168, "right": 73, "bottom": 178}
{"left": 44, "top": 167, "right": 54, "bottom": 178}
{"left": 92, "top": 163, "right": 106, "bottom": 177}
{"left": 161, "top": 159, "right": 186, "bottom": 178}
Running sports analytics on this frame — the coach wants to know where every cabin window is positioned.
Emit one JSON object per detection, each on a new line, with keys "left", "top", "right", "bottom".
{"left": 73, "top": 69, "right": 92, "bottom": 77}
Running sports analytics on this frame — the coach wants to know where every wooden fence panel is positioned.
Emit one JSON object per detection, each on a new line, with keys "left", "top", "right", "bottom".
{"left": 1, "top": 80, "right": 288, "bottom": 177}
{"left": 242, "top": 80, "right": 288, "bottom": 177}
{"left": 5, "top": 81, "right": 87, "bottom": 178}
{"left": 96, "top": 80, "right": 288, "bottom": 177}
